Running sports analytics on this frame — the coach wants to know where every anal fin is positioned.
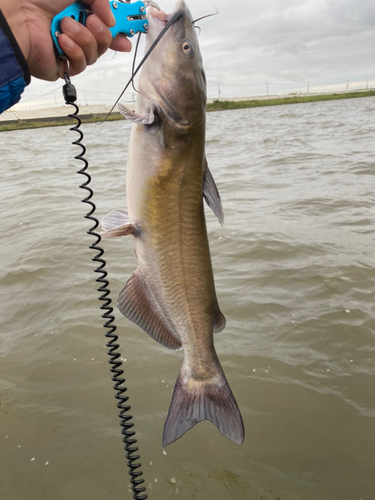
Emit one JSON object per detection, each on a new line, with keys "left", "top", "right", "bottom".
{"left": 118, "top": 268, "right": 182, "bottom": 350}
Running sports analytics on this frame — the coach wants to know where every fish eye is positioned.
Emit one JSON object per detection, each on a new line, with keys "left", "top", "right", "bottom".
{"left": 182, "top": 41, "right": 195, "bottom": 57}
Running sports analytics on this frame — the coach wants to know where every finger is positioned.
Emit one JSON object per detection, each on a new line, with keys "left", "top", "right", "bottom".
{"left": 85, "top": 0, "right": 116, "bottom": 27}
{"left": 58, "top": 35, "right": 87, "bottom": 76}
{"left": 85, "top": 14, "right": 113, "bottom": 58}
{"left": 60, "top": 16, "right": 97, "bottom": 65}
{"left": 110, "top": 36, "right": 132, "bottom": 53}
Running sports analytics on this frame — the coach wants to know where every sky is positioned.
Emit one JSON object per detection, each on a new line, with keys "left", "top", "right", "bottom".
{"left": 14, "top": 0, "right": 375, "bottom": 109}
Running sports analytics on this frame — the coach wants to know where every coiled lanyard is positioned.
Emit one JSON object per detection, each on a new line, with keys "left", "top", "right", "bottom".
{"left": 60, "top": 13, "right": 183, "bottom": 497}
{"left": 62, "top": 71, "right": 147, "bottom": 500}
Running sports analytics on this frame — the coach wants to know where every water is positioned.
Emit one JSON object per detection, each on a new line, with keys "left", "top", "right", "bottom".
{"left": 1, "top": 97, "right": 374, "bottom": 500}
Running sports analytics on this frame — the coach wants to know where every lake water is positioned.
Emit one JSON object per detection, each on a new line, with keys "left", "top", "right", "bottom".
{"left": 1, "top": 97, "right": 374, "bottom": 500}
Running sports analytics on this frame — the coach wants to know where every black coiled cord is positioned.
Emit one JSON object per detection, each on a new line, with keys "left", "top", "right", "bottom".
{"left": 63, "top": 77, "right": 147, "bottom": 500}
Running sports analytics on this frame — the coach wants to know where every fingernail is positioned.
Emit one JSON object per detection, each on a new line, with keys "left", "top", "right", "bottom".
{"left": 90, "top": 16, "right": 104, "bottom": 33}
{"left": 64, "top": 17, "right": 79, "bottom": 34}
{"left": 110, "top": 11, "right": 116, "bottom": 26}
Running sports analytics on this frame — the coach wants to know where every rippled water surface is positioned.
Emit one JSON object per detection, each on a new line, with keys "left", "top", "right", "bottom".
{"left": 1, "top": 97, "right": 375, "bottom": 500}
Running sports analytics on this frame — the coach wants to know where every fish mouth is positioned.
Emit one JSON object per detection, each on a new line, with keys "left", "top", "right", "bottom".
{"left": 147, "top": 5, "right": 171, "bottom": 26}
{"left": 147, "top": 0, "right": 188, "bottom": 32}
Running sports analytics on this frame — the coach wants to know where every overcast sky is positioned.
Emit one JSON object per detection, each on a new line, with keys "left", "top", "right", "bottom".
{"left": 16, "top": 0, "right": 375, "bottom": 108}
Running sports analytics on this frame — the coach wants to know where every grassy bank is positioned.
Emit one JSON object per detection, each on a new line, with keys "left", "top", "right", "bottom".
{"left": 206, "top": 90, "right": 375, "bottom": 112}
{"left": 0, "top": 112, "right": 123, "bottom": 132}
{"left": 1, "top": 90, "right": 374, "bottom": 132}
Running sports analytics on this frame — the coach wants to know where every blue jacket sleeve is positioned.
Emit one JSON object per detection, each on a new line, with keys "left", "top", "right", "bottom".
{"left": 0, "top": 10, "right": 30, "bottom": 113}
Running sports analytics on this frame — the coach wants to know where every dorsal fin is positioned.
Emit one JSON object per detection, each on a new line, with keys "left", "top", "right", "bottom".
{"left": 118, "top": 268, "right": 182, "bottom": 351}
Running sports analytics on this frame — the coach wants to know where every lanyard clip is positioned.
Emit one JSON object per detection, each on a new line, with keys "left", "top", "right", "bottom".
{"left": 63, "top": 70, "right": 77, "bottom": 104}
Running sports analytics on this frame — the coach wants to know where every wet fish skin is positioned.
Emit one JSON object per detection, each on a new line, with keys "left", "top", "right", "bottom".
{"left": 102, "top": 0, "right": 244, "bottom": 447}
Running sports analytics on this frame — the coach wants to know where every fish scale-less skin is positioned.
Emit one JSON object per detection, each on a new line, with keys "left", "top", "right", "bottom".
{"left": 109, "top": 0, "right": 244, "bottom": 446}
{"left": 136, "top": 133, "right": 219, "bottom": 376}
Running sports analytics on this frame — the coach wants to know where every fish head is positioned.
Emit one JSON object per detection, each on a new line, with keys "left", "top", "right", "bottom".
{"left": 140, "top": 0, "right": 207, "bottom": 127}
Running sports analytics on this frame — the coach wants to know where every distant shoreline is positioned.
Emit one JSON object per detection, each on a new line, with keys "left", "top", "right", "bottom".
{"left": 1, "top": 90, "right": 374, "bottom": 132}
{"left": 206, "top": 90, "right": 375, "bottom": 111}
{"left": 0, "top": 112, "right": 122, "bottom": 132}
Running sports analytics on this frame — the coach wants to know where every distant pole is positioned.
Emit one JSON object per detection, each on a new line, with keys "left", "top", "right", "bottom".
{"left": 366, "top": 79, "right": 368, "bottom": 89}
{"left": 266, "top": 82, "right": 269, "bottom": 96}
{"left": 346, "top": 80, "right": 349, "bottom": 92}
{"left": 307, "top": 81, "right": 310, "bottom": 94}
{"left": 218, "top": 84, "right": 221, "bottom": 100}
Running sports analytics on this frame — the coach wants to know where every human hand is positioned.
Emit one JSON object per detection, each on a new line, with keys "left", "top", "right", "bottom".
{"left": 1, "top": 0, "right": 131, "bottom": 81}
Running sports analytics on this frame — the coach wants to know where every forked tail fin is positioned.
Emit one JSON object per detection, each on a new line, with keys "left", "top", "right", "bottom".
{"left": 163, "top": 362, "right": 244, "bottom": 447}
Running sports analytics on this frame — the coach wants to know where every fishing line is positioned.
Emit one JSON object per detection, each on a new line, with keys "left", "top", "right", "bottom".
{"left": 19, "top": 86, "right": 62, "bottom": 102}
{"left": 62, "top": 73, "right": 147, "bottom": 500}
{"left": 131, "top": 33, "right": 142, "bottom": 94}
{"left": 102, "top": 10, "right": 184, "bottom": 122}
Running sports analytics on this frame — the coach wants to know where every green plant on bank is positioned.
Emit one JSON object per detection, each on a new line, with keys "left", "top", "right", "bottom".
{"left": 206, "top": 90, "right": 375, "bottom": 111}
{"left": 0, "top": 113, "right": 123, "bottom": 132}
{"left": 1, "top": 90, "right": 375, "bottom": 132}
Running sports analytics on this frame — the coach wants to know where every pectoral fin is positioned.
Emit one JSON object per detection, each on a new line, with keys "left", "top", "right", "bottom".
{"left": 118, "top": 102, "right": 157, "bottom": 125}
{"left": 203, "top": 162, "right": 225, "bottom": 227}
{"left": 118, "top": 268, "right": 182, "bottom": 350}
{"left": 101, "top": 209, "right": 136, "bottom": 237}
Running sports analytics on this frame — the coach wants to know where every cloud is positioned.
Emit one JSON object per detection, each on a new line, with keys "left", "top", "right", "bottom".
{"left": 197, "top": 0, "right": 375, "bottom": 96}
{"left": 15, "top": 0, "right": 375, "bottom": 108}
